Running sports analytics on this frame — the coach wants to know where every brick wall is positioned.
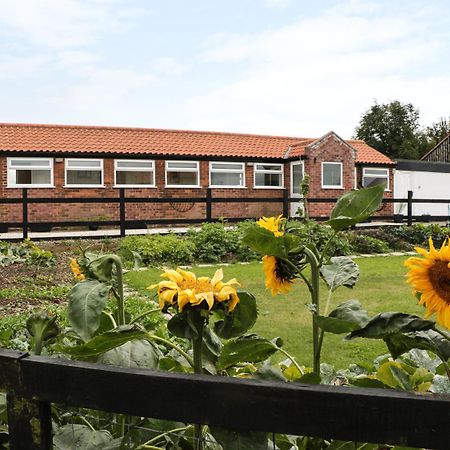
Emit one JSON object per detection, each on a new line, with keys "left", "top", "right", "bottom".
{"left": 0, "top": 148, "right": 393, "bottom": 226}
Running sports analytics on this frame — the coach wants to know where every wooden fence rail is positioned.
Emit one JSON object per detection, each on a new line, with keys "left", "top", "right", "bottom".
{"left": 2, "top": 189, "right": 450, "bottom": 240}
{"left": 0, "top": 349, "right": 449, "bottom": 449}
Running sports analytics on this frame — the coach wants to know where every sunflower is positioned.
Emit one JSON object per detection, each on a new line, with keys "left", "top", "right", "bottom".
{"left": 256, "top": 215, "right": 284, "bottom": 237}
{"left": 256, "top": 215, "right": 295, "bottom": 295}
{"left": 405, "top": 238, "right": 450, "bottom": 329}
{"left": 262, "top": 255, "right": 296, "bottom": 296}
{"left": 148, "top": 268, "right": 240, "bottom": 313}
{"left": 70, "top": 258, "right": 85, "bottom": 281}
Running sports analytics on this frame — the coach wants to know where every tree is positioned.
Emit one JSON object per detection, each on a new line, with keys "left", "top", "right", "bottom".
{"left": 354, "top": 101, "right": 427, "bottom": 160}
{"left": 423, "top": 117, "right": 450, "bottom": 150}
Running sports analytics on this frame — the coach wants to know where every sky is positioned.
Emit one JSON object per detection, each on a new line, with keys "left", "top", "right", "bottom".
{"left": 0, "top": 0, "right": 449, "bottom": 139}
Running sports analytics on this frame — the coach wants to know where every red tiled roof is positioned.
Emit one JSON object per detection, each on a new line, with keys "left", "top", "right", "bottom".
{"left": 0, "top": 123, "right": 394, "bottom": 165}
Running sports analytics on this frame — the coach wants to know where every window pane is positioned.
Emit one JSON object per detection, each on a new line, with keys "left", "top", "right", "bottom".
{"left": 364, "top": 168, "right": 387, "bottom": 176}
{"left": 255, "top": 172, "right": 282, "bottom": 187}
{"left": 67, "top": 170, "right": 102, "bottom": 185}
{"left": 167, "top": 171, "right": 198, "bottom": 186}
{"left": 211, "top": 172, "right": 243, "bottom": 186}
{"left": 116, "top": 161, "right": 153, "bottom": 169}
{"left": 292, "top": 164, "right": 303, "bottom": 194}
{"left": 67, "top": 160, "right": 102, "bottom": 168}
{"left": 323, "top": 164, "right": 341, "bottom": 186}
{"left": 11, "top": 159, "right": 51, "bottom": 167}
{"left": 211, "top": 163, "right": 243, "bottom": 171}
{"left": 16, "top": 170, "right": 51, "bottom": 185}
{"left": 256, "top": 164, "right": 282, "bottom": 172}
{"left": 116, "top": 171, "right": 154, "bottom": 185}
{"left": 363, "top": 177, "right": 387, "bottom": 188}
{"left": 167, "top": 162, "right": 197, "bottom": 170}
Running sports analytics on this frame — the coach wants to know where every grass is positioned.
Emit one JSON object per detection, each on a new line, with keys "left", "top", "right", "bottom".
{"left": 125, "top": 255, "right": 424, "bottom": 369}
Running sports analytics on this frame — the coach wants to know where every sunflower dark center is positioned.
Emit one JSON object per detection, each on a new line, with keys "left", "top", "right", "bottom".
{"left": 428, "top": 260, "right": 450, "bottom": 304}
{"left": 275, "top": 259, "right": 296, "bottom": 282}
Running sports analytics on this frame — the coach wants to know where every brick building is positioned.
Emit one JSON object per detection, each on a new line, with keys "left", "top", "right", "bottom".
{"left": 0, "top": 123, "right": 394, "bottom": 228}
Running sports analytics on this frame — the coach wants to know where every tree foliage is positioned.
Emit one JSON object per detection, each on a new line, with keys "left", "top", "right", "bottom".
{"left": 354, "top": 100, "right": 449, "bottom": 160}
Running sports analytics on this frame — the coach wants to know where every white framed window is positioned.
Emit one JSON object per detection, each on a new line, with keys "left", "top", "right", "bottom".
{"left": 290, "top": 161, "right": 304, "bottom": 196}
{"left": 322, "top": 162, "right": 343, "bottom": 189}
{"left": 209, "top": 162, "right": 245, "bottom": 188}
{"left": 65, "top": 159, "right": 103, "bottom": 187}
{"left": 254, "top": 163, "right": 283, "bottom": 188}
{"left": 7, "top": 157, "right": 54, "bottom": 188}
{"left": 114, "top": 160, "right": 155, "bottom": 187}
{"left": 165, "top": 160, "right": 200, "bottom": 187}
{"left": 362, "top": 167, "right": 389, "bottom": 190}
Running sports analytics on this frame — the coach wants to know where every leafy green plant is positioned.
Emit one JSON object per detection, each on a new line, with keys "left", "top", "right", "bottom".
{"left": 0, "top": 239, "right": 55, "bottom": 267}
{"left": 120, "top": 234, "right": 195, "bottom": 265}
{"left": 186, "top": 222, "right": 239, "bottom": 263}
{"left": 347, "top": 232, "right": 391, "bottom": 254}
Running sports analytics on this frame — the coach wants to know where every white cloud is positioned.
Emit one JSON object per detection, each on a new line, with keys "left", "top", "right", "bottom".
{"left": 264, "top": 0, "right": 292, "bottom": 8}
{"left": 0, "top": 0, "right": 151, "bottom": 49}
{"left": 150, "top": 57, "right": 190, "bottom": 76}
{"left": 187, "top": 1, "right": 450, "bottom": 138}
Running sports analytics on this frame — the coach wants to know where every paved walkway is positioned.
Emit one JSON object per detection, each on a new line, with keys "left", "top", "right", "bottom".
{"left": 0, "top": 220, "right": 419, "bottom": 241}
{"left": 0, "top": 226, "right": 191, "bottom": 241}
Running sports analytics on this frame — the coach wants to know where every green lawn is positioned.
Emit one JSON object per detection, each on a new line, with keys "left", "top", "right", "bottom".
{"left": 125, "top": 255, "right": 424, "bottom": 369}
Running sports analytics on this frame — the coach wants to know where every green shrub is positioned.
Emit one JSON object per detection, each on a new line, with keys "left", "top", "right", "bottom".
{"left": 120, "top": 234, "right": 195, "bottom": 265}
{"left": 380, "top": 224, "right": 450, "bottom": 247}
{"left": 347, "top": 233, "right": 391, "bottom": 254}
{"left": 186, "top": 222, "right": 240, "bottom": 263}
{"left": 232, "top": 220, "right": 261, "bottom": 262}
{"left": 358, "top": 228, "right": 413, "bottom": 251}
{"left": 286, "top": 219, "right": 352, "bottom": 257}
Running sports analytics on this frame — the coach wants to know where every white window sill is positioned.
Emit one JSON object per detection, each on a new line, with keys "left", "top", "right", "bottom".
{"left": 322, "top": 186, "right": 344, "bottom": 189}
{"left": 6, "top": 185, "right": 55, "bottom": 189}
{"left": 165, "top": 185, "right": 202, "bottom": 189}
{"left": 253, "top": 186, "right": 285, "bottom": 189}
{"left": 114, "top": 185, "right": 156, "bottom": 189}
{"left": 64, "top": 185, "right": 105, "bottom": 188}
{"left": 209, "top": 185, "right": 247, "bottom": 189}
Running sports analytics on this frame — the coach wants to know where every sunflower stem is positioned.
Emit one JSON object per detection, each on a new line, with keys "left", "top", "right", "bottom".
{"left": 276, "top": 346, "right": 304, "bottom": 376}
{"left": 146, "top": 333, "right": 194, "bottom": 368}
{"left": 109, "top": 255, "right": 126, "bottom": 326}
{"left": 192, "top": 314, "right": 205, "bottom": 450}
{"left": 302, "top": 247, "right": 321, "bottom": 375}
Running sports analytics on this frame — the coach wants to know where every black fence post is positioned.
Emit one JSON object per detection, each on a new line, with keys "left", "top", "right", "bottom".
{"left": 283, "top": 188, "right": 289, "bottom": 218}
{"left": 119, "top": 188, "right": 126, "bottom": 238}
{"left": 7, "top": 394, "right": 53, "bottom": 450}
{"left": 206, "top": 188, "right": 212, "bottom": 222}
{"left": 22, "top": 188, "right": 28, "bottom": 240}
{"left": 407, "top": 190, "right": 413, "bottom": 226}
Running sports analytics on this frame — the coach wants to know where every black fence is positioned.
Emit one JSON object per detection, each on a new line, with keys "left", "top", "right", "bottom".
{"left": 1, "top": 188, "right": 450, "bottom": 240}
{"left": 0, "top": 348, "right": 448, "bottom": 449}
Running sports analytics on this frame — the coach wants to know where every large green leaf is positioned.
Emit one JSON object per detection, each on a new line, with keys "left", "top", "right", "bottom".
{"left": 242, "top": 226, "right": 299, "bottom": 258}
{"left": 346, "top": 312, "right": 435, "bottom": 340}
{"left": 87, "top": 255, "right": 117, "bottom": 283}
{"left": 53, "top": 424, "right": 113, "bottom": 450}
{"left": 217, "top": 335, "right": 278, "bottom": 370}
{"left": 209, "top": 426, "right": 268, "bottom": 450}
{"left": 327, "top": 184, "right": 385, "bottom": 231}
{"left": 26, "top": 312, "right": 59, "bottom": 341}
{"left": 317, "top": 300, "right": 369, "bottom": 334}
{"left": 320, "top": 257, "right": 359, "bottom": 292}
{"left": 214, "top": 290, "right": 258, "bottom": 339}
{"left": 376, "top": 361, "right": 413, "bottom": 390}
{"left": 61, "top": 326, "right": 147, "bottom": 357}
{"left": 384, "top": 329, "right": 450, "bottom": 360}
{"left": 98, "top": 339, "right": 159, "bottom": 369}
{"left": 68, "top": 280, "right": 111, "bottom": 341}
{"left": 167, "top": 311, "right": 205, "bottom": 340}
